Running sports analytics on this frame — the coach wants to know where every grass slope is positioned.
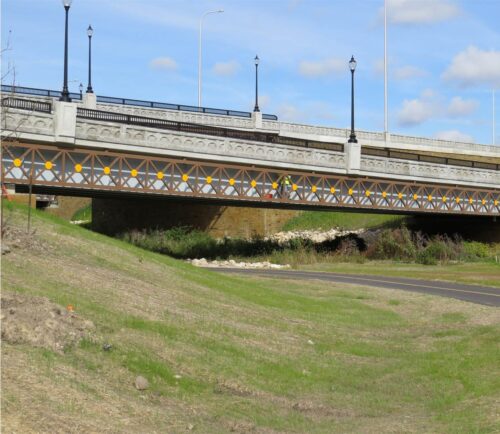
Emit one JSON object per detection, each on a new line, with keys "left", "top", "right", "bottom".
{"left": 303, "top": 261, "right": 500, "bottom": 288}
{"left": 283, "top": 210, "right": 405, "bottom": 231}
{"left": 2, "top": 203, "right": 499, "bottom": 433}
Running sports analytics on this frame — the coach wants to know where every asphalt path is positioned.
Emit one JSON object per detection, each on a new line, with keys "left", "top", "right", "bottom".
{"left": 211, "top": 268, "right": 500, "bottom": 307}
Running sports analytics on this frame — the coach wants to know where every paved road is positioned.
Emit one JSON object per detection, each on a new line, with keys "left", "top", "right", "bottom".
{"left": 212, "top": 268, "right": 500, "bottom": 307}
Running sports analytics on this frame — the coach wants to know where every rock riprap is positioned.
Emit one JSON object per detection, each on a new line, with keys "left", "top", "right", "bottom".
{"left": 188, "top": 258, "right": 290, "bottom": 269}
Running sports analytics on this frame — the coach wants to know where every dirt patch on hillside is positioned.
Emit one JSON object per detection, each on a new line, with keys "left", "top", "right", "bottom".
{"left": 1, "top": 291, "right": 95, "bottom": 353}
{"left": 1, "top": 225, "right": 50, "bottom": 254}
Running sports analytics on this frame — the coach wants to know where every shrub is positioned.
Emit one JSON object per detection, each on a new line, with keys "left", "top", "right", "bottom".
{"left": 367, "top": 227, "right": 416, "bottom": 261}
{"left": 416, "top": 236, "right": 460, "bottom": 265}
{"left": 462, "top": 241, "right": 490, "bottom": 260}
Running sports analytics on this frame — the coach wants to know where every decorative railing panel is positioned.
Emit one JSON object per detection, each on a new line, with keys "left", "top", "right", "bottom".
{"left": 2, "top": 141, "right": 499, "bottom": 216}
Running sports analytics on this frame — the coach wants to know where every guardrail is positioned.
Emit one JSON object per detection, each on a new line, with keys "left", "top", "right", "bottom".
{"left": 76, "top": 107, "right": 345, "bottom": 152}
{"left": 1, "top": 84, "right": 278, "bottom": 121}
{"left": 4, "top": 96, "right": 496, "bottom": 172}
{"left": 1, "top": 97, "right": 52, "bottom": 113}
{"left": 362, "top": 147, "right": 499, "bottom": 171}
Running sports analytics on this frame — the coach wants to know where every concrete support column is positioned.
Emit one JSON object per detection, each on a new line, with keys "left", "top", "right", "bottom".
{"left": 82, "top": 92, "right": 97, "bottom": 109}
{"left": 345, "top": 141, "right": 361, "bottom": 174}
{"left": 252, "top": 111, "right": 263, "bottom": 129}
{"left": 53, "top": 101, "right": 77, "bottom": 145}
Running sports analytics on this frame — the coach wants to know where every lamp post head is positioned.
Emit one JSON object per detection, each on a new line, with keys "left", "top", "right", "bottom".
{"left": 62, "top": 0, "right": 72, "bottom": 8}
{"left": 349, "top": 55, "right": 357, "bottom": 72}
{"left": 87, "top": 25, "right": 93, "bottom": 37}
{"left": 254, "top": 55, "right": 259, "bottom": 66}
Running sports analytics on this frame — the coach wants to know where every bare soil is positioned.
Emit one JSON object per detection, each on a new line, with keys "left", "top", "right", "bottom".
{"left": 1, "top": 291, "right": 95, "bottom": 353}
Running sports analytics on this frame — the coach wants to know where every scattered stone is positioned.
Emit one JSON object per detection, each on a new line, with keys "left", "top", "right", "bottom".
{"left": 188, "top": 258, "right": 290, "bottom": 270}
{"left": 174, "top": 374, "right": 182, "bottom": 379}
{"left": 102, "top": 343, "right": 113, "bottom": 351}
{"left": 187, "top": 423, "right": 194, "bottom": 431}
{"left": 307, "top": 339, "right": 314, "bottom": 345}
{"left": 135, "top": 375, "right": 149, "bottom": 390}
{"left": 265, "top": 228, "right": 365, "bottom": 244}
{"left": 1, "top": 244, "right": 11, "bottom": 255}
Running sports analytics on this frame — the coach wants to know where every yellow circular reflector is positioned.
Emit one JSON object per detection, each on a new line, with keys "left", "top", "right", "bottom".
{"left": 330, "top": 187, "right": 336, "bottom": 194}
{"left": 13, "top": 158, "right": 22, "bottom": 167}
{"left": 398, "top": 192, "right": 403, "bottom": 199}
{"left": 382, "top": 191, "right": 387, "bottom": 198}
{"left": 75, "top": 163, "right": 82, "bottom": 173}
{"left": 348, "top": 188, "right": 353, "bottom": 195}
{"left": 455, "top": 197, "right": 461, "bottom": 203}
{"left": 206, "top": 176, "right": 212, "bottom": 184}
{"left": 182, "top": 174, "right": 189, "bottom": 182}
{"left": 481, "top": 199, "right": 486, "bottom": 205}
{"left": 311, "top": 185, "right": 317, "bottom": 193}
{"left": 292, "top": 184, "right": 298, "bottom": 191}
{"left": 413, "top": 193, "right": 418, "bottom": 200}
{"left": 469, "top": 198, "right": 473, "bottom": 204}
{"left": 428, "top": 195, "right": 433, "bottom": 201}
{"left": 442, "top": 196, "right": 447, "bottom": 202}
{"left": 272, "top": 182, "right": 278, "bottom": 189}
{"left": 157, "top": 171, "right": 164, "bottom": 180}
{"left": 251, "top": 180, "right": 257, "bottom": 188}
{"left": 103, "top": 166, "right": 111, "bottom": 175}
{"left": 130, "top": 169, "right": 138, "bottom": 177}
{"left": 365, "top": 190, "right": 371, "bottom": 197}
{"left": 229, "top": 178, "right": 236, "bottom": 186}
{"left": 44, "top": 161, "right": 53, "bottom": 170}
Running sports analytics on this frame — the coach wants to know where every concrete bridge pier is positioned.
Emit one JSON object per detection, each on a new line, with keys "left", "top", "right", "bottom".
{"left": 91, "top": 197, "right": 298, "bottom": 238}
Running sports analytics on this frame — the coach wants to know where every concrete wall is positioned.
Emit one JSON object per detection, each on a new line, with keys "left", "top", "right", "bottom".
{"left": 92, "top": 197, "right": 298, "bottom": 238}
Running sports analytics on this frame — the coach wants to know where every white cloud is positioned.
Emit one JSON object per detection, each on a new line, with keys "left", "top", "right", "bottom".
{"left": 435, "top": 130, "right": 474, "bottom": 143}
{"left": 397, "top": 90, "right": 439, "bottom": 126}
{"left": 213, "top": 61, "right": 240, "bottom": 77}
{"left": 373, "top": 59, "right": 385, "bottom": 76}
{"left": 385, "top": 0, "right": 460, "bottom": 24}
{"left": 150, "top": 57, "right": 178, "bottom": 71}
{"left": 259, "top": 94, "right": 271, "bottom": 109}
{"left": 278, "top": 104, "right": 304, "bottom": 122}
{"left": 447, "top": 96, "right": 479, "bottom": 117}
{"left": 298, "top": 58, "right": 345, "bottom": 78}
{"left": 393, "top": 65, "right": 427, "bottom": 80}
{"left": 442, "top": 46, "right": 500, "bottom": 88}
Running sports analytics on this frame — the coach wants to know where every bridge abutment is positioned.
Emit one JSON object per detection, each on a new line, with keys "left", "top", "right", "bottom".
{"left": 91, "top": 197, "right": 298, "bottom": 238}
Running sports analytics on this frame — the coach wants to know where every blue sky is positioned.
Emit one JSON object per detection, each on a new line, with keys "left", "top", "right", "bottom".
{"left": 2, "top": 0, "right": 499, "bottom": 145}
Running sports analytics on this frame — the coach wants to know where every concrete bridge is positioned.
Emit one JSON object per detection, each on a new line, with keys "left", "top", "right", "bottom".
{"left": 1, "top": 86, "right": 499, "bottom": 222}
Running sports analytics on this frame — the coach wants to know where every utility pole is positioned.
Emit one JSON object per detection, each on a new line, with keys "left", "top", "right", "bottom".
{"left": 384, "top": 0, "right": 388, "bottom": 141}
{"left": 493, "top": 89, "right": 496, "bottom": 146}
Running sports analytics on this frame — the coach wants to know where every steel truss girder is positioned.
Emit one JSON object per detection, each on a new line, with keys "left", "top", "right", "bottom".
{"left": 2, "top": 141, "right": 499, "bottom": 216}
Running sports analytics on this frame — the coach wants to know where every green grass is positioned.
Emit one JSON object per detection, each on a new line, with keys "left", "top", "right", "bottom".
{"left": 71, "top": 204, "right": 92, "bottom": 222}
{"left": 301, "top": 261, "right": 500, "bottom": 288}
{"left": 1, "top": 202, "right": 499, "bottom": 433}
{"left": 282, "top": 210, "right": 406, "bottom": 231}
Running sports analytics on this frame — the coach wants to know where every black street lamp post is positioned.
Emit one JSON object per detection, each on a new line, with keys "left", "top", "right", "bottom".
{"left": 348, "top": 55, "right": 357, "bottom": 143}
{"left": 86, "top": 25, "right": 93, "bottom": 93}
{"left": 254, "top": 55, "right": 260, "bottom": 112}
{"left": 60, "top": 0, "right": 73, "bottom": 102}
{"left": 79, "top": 82, "right": 83, "bottom": 98}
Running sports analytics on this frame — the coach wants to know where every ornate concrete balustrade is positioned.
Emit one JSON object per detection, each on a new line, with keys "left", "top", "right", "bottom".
{"left": 5, "top": 91, "right": 499, "bottom": 160}
{"left": 2, "top": 104, "right": 499, "bottom": 190}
